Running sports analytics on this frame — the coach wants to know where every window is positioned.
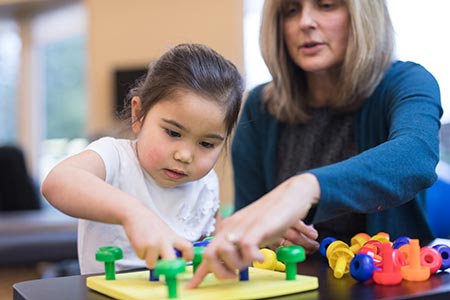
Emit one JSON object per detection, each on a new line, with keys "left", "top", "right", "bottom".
{"left": 30, "top": 2, "right": 88, "bottom": 184}
{"left": 0, "top": 20, "right": 21, "bottom": 144}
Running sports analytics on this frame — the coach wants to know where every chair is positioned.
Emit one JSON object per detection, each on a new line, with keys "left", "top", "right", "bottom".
{"left": 0, "top": 145, "right": 41, "bottom": 211}
{"left": 0, "top": 145, "right": 78, "bottom": 275}
{"left": 426, "top": 161, "right": 450, "bottom": 239}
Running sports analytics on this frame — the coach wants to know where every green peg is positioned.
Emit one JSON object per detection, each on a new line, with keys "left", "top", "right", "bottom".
{"left": 155, "top": 259, "right": 186, "bottom": 299}
{"left": 203, "top": 236, "right": 214, "bottom": 241}
{"left": 276, "top": 245, "right": 305, "bottom": 280}
{"left": 193, "top": 246, "right": 205, "bottom": 273}
{"left": 95, "top": 246, "right": 123, "bottom": 280}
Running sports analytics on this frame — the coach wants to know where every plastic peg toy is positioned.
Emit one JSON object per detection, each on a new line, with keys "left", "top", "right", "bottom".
{"left": 358, "top": 246, "right": 383, "bottom": 267}
{"left": 401, "top": 239, "right": 430, "bottom": 281}
{"left": 354, "top": 232, "right": 371, "bottom": 241}
{"left": 376, "top": 232, "right": 390, "bottom": 240}
{"left": 239, "top": 267, "right": 249, "bottom": 281}
{"left": 394, "top": 248, "right": 407, "bottom": 267}
{"left": 320, "top": 237, "right": 337, "bottom": 257}
{"left": 373, "top": 242, "right": 402, "bottom": 285}
{"left": 149, "top": 248, "right": 183, "bottom": 281}
{"left": 362, "top": 240, "right": 383, "bottom": 255}
{"left": 192, "top": 246, "right": 204, "bottom": 273}
{"left": 253, "top": 248, "right": 286, "bottom": 272}
{"left": 95, "top": 246, "right": 123, "bottom": 280}
{"left": 325, "top": 240, "right": 349, "bottom": 259}
{"left": 392, "top": 236, "right": 410, "bottom": 249}
{"left": 173, "top": 248, "right": 182, "bottom": 258}
{"left": 420, "top": 246, "right": 442, "bottom": 274}
{"left": 327, "top": 243, "right": 355, "bottom": 279}
{"left": 349, "top": 233, "right": 370, "bottom": 254}
{"left": 149, "top": 268, "right": 159, "bottom": 282}
{"left": 276, "top": 245, "right": 306, "bottom": 280}
{"left": 432, "top": 244, "right": 450, "bottom": 271}
{"left": 155, "top": 259, "right": 186, "bottom": 299}
{"left": 398, "top": 243, "right": 411, "bottom": 264}
{"left": 203, "top": 236, "right": 214, "bottom": 241}
{"left": 193, "top": 240, "right": 210, "bottom": 248}
{"left": 370, "top": 233, "right": 390, "bottom": 244}
{"left": 350, "top": 253, "right": 376, "bottom": 282}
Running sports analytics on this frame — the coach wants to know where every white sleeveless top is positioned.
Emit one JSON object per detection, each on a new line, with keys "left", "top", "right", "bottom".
{"left": 78, "top": 137, "right": 219, "bottom": 274}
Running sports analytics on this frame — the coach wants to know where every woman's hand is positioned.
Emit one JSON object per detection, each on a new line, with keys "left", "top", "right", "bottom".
{"left": 267, "top": 221, "right": 319, "bottom": 254}
{"left": 186, "top": 173, "right": 320, "bottom": 288}
{"left": 122, "top": 206, "right": 194, "bottom": 269}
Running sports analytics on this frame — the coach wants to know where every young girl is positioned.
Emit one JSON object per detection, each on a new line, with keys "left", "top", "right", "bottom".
{"left": 41, "top": 43, "right": 244, "bottom": 274}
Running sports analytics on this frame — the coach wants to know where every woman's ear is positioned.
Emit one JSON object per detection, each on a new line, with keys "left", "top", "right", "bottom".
{"left": 131, "top": 96, "right": 143, "bottom": 133}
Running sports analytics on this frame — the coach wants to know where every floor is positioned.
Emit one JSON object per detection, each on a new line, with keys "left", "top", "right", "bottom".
{"left": 0, "top": 260, "right": 79, "bottom": 300}
{"left": 0, "top": 265, "right": 41, "bottom": 300}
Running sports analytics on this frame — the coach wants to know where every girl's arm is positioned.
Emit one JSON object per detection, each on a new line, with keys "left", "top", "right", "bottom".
{"left": 41, "top": 150, "right": 193, "bottom": 268}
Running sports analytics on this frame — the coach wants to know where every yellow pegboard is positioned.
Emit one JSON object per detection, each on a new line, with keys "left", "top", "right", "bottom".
{"left": 87, "top": 266, "right": 318, "bottom": 300}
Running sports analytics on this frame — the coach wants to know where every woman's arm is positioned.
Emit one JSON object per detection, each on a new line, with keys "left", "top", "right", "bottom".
{"left": 311, "top": 62, "right": 442, "bottom": 223}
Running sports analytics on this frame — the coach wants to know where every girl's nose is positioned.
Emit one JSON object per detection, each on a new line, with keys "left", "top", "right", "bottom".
{"left": 174, "top": 148, "right": 193, "bottom": 164}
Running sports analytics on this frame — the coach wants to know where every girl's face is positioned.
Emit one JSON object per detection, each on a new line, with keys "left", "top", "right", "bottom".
{"left": 131, "top": 91, "right": 227, "bottom": 188}
{"left": 282, "top": 0, "right": 350, "bottom": 75}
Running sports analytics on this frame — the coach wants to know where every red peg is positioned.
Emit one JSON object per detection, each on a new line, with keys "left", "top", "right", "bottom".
{"left": 373, "top": 242, "right": 402, "bottom": 285}
{"left": 420, "top": 246, "right": 442, "bottom": 274}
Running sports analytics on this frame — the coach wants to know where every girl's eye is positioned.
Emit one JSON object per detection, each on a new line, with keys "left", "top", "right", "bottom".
{"left": 200, "top": 141, "right": 214, "bottom": 149}
{"left": 165, "top": 128, "right": 181, "bottom": 138}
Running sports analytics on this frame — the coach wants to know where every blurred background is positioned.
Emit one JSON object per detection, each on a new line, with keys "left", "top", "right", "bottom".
{"left": 0, "top": 0, "right": 449, "bottom": 299}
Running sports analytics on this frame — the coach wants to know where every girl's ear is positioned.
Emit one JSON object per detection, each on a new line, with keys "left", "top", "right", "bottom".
{"left": 131, "top": 96, "right": 143, "bottom": 133}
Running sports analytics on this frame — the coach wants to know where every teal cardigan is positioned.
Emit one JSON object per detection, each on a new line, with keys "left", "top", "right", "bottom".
{"left": 232, "top": 61, "right": 442, "bottom": 242}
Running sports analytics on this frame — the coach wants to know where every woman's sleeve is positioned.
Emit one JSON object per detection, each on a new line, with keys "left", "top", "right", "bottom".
{"left": 310, "top": 63, "right": 442, "bottom": 223}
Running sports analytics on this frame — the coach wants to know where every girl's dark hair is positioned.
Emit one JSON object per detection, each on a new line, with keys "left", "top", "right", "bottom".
{"left": 121, "top": 43, "right": 244, "bottom": 136}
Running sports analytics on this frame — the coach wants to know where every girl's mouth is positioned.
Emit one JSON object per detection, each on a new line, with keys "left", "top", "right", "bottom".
{"left": 163, "top": 169, "right": 187, "bottom": 179}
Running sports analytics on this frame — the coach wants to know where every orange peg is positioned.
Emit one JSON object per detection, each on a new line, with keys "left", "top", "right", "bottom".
{"left": 401, "top": 239, "right": 430, "bottom": 281}
{"left": 398, "top": 243, "right": 410, "bottom": 264}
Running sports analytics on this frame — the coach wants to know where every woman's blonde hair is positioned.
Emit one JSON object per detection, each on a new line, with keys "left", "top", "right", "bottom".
{"left": 260, "top": 0, "right": 395, "bottom": 123}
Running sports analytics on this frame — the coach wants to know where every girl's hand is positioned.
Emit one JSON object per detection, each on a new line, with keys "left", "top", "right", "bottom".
{"left": 186, "top": 173, "right": 320, "bottom": 288}
{"left": 121, "top": 206, "right": 194, "bottom": 269}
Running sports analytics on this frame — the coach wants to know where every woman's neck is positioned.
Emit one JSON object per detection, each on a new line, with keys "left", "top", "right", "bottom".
{"left": 306, "top": 70, "right": 339, "bottom": 108}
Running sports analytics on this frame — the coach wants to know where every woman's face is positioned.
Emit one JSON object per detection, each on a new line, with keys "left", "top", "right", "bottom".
{"left": 282, "top": 0, "right": 350, "bottom": 75}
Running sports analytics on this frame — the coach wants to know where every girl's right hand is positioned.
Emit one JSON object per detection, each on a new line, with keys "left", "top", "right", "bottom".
{"left": 121, "top": 206, "right": 194, "bottom": 269}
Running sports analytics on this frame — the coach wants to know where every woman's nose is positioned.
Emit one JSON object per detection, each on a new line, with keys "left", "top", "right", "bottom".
{"left": 298, "top": 6, "right": 317, "bottom": 30}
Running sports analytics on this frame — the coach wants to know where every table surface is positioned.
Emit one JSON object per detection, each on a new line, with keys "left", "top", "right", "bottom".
{"left": 13, "top": 252, "right": 450, "bottom": 300}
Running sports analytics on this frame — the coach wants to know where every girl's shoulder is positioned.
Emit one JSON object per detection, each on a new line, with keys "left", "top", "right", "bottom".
{"left": 87, "top": 137, "right": 134, "bottom": 153}
{"left": 198, "top": 169, "right": 219, "bottom": 192}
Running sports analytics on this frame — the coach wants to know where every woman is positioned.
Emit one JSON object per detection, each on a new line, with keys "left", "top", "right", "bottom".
{"left": 187, "top": 0, "right": 442, "bottom": 286}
